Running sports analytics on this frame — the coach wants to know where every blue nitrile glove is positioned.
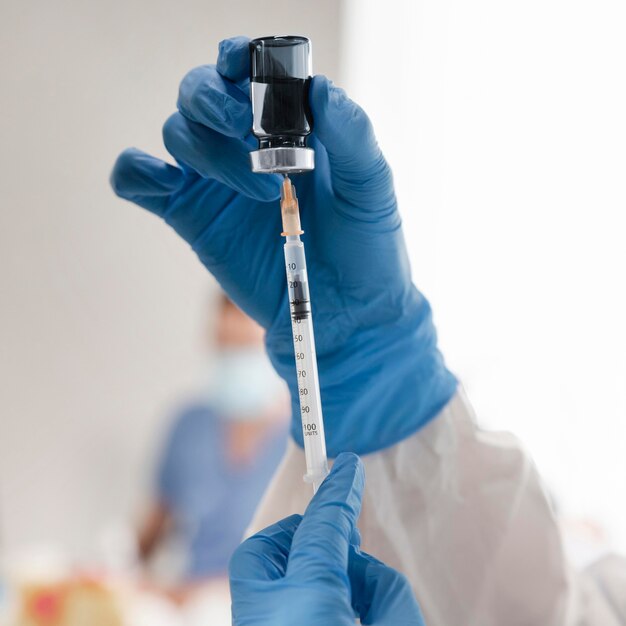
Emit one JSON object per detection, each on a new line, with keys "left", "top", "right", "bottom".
{"left": 229, "top": 453, "right": 425, "bottom": 626}
{"left": 110, "top": 36, "right": 457, "bottom": 456}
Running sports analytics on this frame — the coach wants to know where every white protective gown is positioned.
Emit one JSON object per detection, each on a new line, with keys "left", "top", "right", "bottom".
{"left": 249, "top": 389, "right": 626, "bottom": 626}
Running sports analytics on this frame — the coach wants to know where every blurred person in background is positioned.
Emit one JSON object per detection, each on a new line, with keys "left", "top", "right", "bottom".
{"left": 137, "top": 294, "right": 288, "bottom": 599}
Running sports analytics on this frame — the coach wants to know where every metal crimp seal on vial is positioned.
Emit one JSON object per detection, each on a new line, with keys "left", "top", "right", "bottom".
{"left": 250, "top": 146, "right": 315, "bottom": 174}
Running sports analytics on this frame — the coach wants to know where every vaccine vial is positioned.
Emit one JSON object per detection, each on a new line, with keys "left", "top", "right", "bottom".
{"left": 249, "top": 36, "right": 315, "bottom": 174}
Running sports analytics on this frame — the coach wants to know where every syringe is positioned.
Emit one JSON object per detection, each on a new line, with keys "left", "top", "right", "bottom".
{"left": 280, "top": 176, "right": 329, "bottom": 493}
{"left": 247, "top": 36, "right": 327, "bottom": 492}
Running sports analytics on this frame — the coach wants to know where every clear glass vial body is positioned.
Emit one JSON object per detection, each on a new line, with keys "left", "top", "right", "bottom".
{"left": 249, "top": 36, "right": 315, "bottom": 174}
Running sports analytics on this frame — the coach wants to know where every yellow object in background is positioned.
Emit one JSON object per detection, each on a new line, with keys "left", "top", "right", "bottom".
{"left": 17, "top": 578, "right": 122, "bottom": 626}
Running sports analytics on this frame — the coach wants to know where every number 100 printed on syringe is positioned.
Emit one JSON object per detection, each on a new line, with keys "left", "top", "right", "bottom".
{"left": 281, "top": 177, "right": 329, "bottom": 493}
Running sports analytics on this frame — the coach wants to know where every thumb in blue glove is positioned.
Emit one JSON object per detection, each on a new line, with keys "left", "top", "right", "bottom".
{"left": 229, "top": 453, "right": 425, "bottom": 625}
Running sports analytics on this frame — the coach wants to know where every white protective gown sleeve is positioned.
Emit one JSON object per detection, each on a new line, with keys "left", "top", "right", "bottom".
{"left": 248, "top": 389, "right": 626, "bottom": 626}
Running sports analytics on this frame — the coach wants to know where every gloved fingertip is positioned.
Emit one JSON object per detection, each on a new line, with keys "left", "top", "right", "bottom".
{"left": 310, "top": 75, "right": 350, "bottom": 122}
{"left": 310, "top": 75, "right": 374, "bottom": 158}
{"left": 162, "top": 112, "right": 186, "bottom": 156}
{"left": 177, "top": 65, "right": 252, "bottom": 138}
{"left": 217, "top": 36, "right": 250, "bottom": 82}
{"left": 110, "top": 147, "right": 185, "bottom": 198}
{"left": 309, "top": 74, "right": 331, "bottom": 116}
{"left": 326, "top": 452, "right": 365, "bottom": 500}
{"left": 110, "top": 147, "right": 140, "bottom": 196}
{"left": 331, "top": 451, "right": 362, "bottom": 475}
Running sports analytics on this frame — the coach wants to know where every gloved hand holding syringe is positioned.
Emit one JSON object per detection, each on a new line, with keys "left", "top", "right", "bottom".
{"left": 249, "top": 37, "right": 329, "bottom": 492}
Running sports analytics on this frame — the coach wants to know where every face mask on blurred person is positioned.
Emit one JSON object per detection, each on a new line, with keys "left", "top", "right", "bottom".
{"left": 207, "top": 348, "right": 286, "bottom": 420}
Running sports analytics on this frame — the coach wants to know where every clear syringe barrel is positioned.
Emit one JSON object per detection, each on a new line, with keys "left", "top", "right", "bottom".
{"left": 284, "top": 236, "right": 329, "bottom": 492}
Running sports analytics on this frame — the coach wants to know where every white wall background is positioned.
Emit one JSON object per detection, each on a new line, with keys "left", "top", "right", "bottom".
{"left": 342, "top": 0, "right": 626, "bottom": 550}
{"left": 0, "top": 0, "right": 340, "bottom": 560}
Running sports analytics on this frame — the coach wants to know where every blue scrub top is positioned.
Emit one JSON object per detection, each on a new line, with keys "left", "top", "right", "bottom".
{"left": 157, "top": 403, "right": 288, "bottom": 579}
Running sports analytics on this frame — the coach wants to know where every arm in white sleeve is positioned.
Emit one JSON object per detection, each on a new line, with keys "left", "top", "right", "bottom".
{"left": 248, "top": 388, "right": 626, "bottom": 626}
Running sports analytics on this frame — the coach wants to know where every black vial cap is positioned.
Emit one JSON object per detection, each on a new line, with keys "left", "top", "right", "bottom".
{"left": 250, "top": 36, "right": 313, "bottom": 149}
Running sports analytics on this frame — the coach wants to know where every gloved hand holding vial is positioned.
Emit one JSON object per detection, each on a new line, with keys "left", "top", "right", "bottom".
{"left": 110, "top": 36, "right": 455, "bottom": 471}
